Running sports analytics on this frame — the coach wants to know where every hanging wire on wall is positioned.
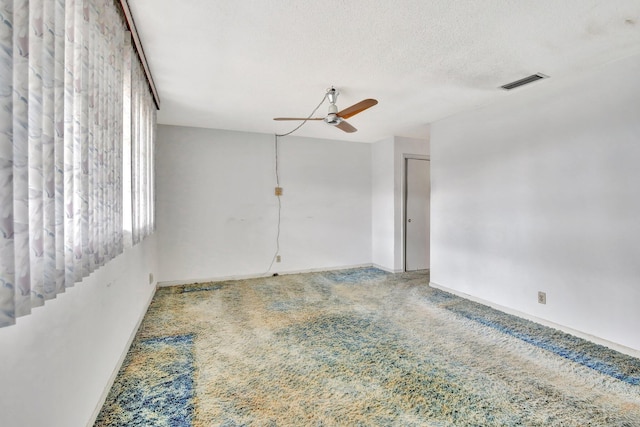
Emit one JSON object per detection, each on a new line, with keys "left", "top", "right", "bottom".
{"left": 265, "top": 92, "right": 328, "bottom": 274}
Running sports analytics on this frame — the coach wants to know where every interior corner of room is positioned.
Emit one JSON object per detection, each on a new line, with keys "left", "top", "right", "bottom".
{"left": 1, "top": 1, "right": 640, "bottom": 425}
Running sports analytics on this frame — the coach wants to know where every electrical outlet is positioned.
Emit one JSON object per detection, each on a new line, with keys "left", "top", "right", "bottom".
{"left": 276, "top": 255, "right": 281, "bottom": 263}
{"left": 538, "top": 291, "right": 546, "bottom": 304}
{"left": 275, "top": 187, "right": 283, "bottom": 196}
{"left": 149, "top": 273, "right": 154, "bottom": 285}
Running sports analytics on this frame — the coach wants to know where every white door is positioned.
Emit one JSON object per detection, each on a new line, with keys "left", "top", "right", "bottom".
{"left": 405, "top": 158, "right": 430, "bottom": 271}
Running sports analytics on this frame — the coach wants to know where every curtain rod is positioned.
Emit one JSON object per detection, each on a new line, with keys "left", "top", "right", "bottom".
{"left": 119, "top": 0, "right": 161, "bottom": 110}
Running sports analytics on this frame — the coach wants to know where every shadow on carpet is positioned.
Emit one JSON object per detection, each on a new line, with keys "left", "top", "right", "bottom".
{"left": 95, "top": 268, "right": 640, "bottom": 426}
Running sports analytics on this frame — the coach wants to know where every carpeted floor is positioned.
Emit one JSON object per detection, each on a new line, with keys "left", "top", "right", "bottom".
{"left": 95, "top": 268, "right": 640, "bottom": 426}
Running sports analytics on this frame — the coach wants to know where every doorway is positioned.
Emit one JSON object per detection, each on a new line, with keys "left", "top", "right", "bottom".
{"left": 404, "top": 158, "right": 430, "bottom": 271}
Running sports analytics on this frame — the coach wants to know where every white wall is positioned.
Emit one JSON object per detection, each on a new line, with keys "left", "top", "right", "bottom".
{"left": 0, "top": 234, "right": 158, "bottom": 427}
{"left": 371, "top": 136, "right": 429, "bottom": 272}
{"left": 371, "top": 137, "right": 395, "bottom": 270}
{"left": 431, "top": 53, "right": 640, "bottom": 352}
{"left": 156, "top": 125, "right": 372, "bottom": 283}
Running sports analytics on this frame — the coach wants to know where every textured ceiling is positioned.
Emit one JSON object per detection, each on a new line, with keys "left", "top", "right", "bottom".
{"left": 128, "top": 0, "right": 640, "bottom": 142}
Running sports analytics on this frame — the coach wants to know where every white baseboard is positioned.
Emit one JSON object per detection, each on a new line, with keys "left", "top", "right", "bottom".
{"left": 372, "top": 263, "right": 404, "bottom": 273}
{"left": 429, "top": 281, "right": 640, "bottom": 359}
{"left": 158, "top": 263, "right": 378, "bottom": 287}
{"left": 86, "top": 287, "right": 157, "bottom": 427}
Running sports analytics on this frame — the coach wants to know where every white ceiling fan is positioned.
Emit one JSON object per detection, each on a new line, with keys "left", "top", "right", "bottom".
{"left": 274, "top": 87, "right": 378, "bottom": 133}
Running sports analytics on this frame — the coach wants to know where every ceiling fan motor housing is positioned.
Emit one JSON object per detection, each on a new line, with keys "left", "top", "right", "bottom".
{"left": 324, "top": 113, "right": 342, "bottom": 125}
{"left": 325, "top": 93, "right": 340, "bottom": 125}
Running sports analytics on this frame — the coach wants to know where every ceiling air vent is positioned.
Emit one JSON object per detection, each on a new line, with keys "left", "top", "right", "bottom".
{"left": 500, "top": 73, "right": 548, "bottom": 90}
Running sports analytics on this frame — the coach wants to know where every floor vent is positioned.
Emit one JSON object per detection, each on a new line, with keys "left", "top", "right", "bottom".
{"left": 500, "top": 73, "right": 548, "bottom": 90}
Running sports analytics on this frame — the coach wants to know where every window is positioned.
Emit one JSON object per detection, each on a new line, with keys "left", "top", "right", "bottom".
{"left": 0, "top": 0, "right": 156, "bottom": 328}
{"left": 122, "top": 31, "right": 156, "bottom": 247}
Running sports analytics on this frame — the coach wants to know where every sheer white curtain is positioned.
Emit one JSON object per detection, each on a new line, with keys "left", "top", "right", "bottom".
{"left": 0, "top": 0, "right": 155, "bottom": 328}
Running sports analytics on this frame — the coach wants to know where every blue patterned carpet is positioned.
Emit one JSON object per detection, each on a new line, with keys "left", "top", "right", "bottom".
{"left": 95, "top": 268, "right": 640, "bottom": 426}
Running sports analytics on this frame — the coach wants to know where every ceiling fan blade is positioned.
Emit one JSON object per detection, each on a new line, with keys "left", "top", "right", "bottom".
{"left": 336, "top": 120, "right": 357, "bottom": 133}
{"left": 337, "top": 99, "right": 378, "bottom": 119}
{"left": 273, "top": 117, "right": 323, "bottom": 121}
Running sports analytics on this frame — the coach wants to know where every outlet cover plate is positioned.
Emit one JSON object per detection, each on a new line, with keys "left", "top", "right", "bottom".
{"left": 538, "top": 291, "right": 546, "bottom": 304}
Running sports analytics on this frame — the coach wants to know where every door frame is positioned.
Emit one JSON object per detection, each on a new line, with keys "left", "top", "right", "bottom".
{"left": 403, "top": 154, "right": 430, "bottom": 272}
